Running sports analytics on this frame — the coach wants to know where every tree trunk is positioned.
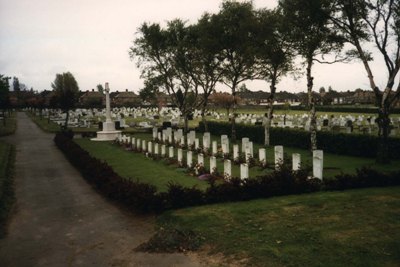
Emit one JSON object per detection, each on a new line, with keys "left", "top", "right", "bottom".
{"left": 231, "top": 83, "right": 237, "bottom": 142}
{"left": 376, "top": 104, "right": 390, "bottom": 163}
{"left": 264, "top": 102, "right": 274, "bottom": 146}
{"left": 184, "top": 113, "right": 189, "bottom": 134}
{"left": 64, "top": 110, "right": 69, "bottom": 129}
{"left": 307, "top": 57, "right": 317, "bottom": 151}
{"left": 201, "top": 104, "right": 208, "bottom": 132}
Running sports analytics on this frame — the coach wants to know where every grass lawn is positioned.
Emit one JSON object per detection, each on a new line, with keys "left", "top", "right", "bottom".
{"left": 0, "top": 141, "right": 15, "bottom": 237}
{"left": 0, "top": 112, "right": 17, "bottom": 136}
{"left": 75, "top": 138, "right": 209, "bottom": 192}
{"left": 157, "top": 186, "right": 400, "bottom": 267}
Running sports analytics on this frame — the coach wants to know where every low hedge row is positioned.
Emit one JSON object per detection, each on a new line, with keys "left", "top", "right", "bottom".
{"left": 0, "top": 143, "right": 15, "bottom": 237}
{"left": 55, "top": 132, "right": 400, "bottom": 214}
{"left": 198, "top": 121, "right": 400, "bottom": 159}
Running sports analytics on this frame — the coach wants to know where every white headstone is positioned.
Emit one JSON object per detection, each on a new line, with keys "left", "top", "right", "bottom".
{"left": 187, "top": 150, "right": 193, "bottom": 168}
{"left": 169, "top": 146, "right": 174, "bottom": 158}
{"left": 274, "top": 146, "right": 284, "bottom": 169}
{"left": 157, "top": 132, "right": 162, "bottom": 141}
{"left": 154, "top": 143, "right": 159, "bottom": 155}
{"left": 240, "top": 163, "right": 249, "bottom": 179}
{"left": 210, "top": 156, "right": 217, "bottom": 174}
{"left": 178, "top": 148, "right": 183, "bottom": 164}
{"left": 259, "top": 148, "right": 266, "bottom": 165}
{"left": 292, "top": 153, "right": 301, "bottom": 171}
{"left": 148, "top": 141, "right": 152, "bottom": 154}
{"left": 313, "top": 150, "right": 323, "bottom": 179}
{"left": 195, "top": 138, "right": 200, "bottom": 150}
{"left": 212, "top": 141, "right": 218, "bottom": 155}
{"left": 233, "top": 144, "right": 239, "bottom": 161}
{"left": 142, "top": 140, "right": 147, "bottom": 152}
{"left": 137, "top": 139, "right": 141, "bottom": 150}
{"left": 224, "top": 159, "right": 232, "bottom": 178}
{"left": 198, "top": 153, "right": 204, "bottom": 166}
{"left": 203, "top": 132, "right": 211, "bottom": 149}
{"left": 152, "top": 127, "right": 158, "bottom": 140}
{"left": 242, "top": 137, "right": 249, "bottom": 153}
{"left": 161, "top": 144, "right": 166, "bottom": 157}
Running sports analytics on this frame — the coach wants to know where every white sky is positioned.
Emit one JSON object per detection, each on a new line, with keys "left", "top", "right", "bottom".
{"left": 0, "top": 0, "right": 391, "bottom": 93}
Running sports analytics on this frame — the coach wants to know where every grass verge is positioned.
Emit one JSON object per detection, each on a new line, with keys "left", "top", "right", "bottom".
{"left": 154, "top": 186, "right": 400, "bottom": 267}
{"left": 0, "top": 112, "right": 17, "bottom": 136}
{"left": 0, "top": 141, "right": 16, "bottom": 238}
{"left": 75, "top": 138, "right": 209, "bottom": 192}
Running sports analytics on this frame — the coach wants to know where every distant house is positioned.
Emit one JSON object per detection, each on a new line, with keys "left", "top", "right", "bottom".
{"left": 352, "top": 89, "right": 375, "bottom": 105}
{"left": 79, "top": 89, "right": 105, "bottom": 107}
{"left": 113, "top": 89, "right": 140, "bottom": 107}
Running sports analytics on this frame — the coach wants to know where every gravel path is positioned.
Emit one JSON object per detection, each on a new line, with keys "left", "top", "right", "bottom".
{"left": 0, "top": 112, "right": 203, "bottom": 267}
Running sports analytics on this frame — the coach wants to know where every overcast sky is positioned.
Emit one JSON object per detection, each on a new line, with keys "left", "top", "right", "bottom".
{"left": 0, "top": 0, "right": 390, "bottom": 93}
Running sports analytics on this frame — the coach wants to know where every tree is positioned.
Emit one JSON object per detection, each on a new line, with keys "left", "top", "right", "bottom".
{"left": 255, "top": 8, "right": 295, "bottom": 146}
{"left": 96, "top": 84, "right": 104, "bottom": 94}
{"left": 181, "top": 13, "right": 225, "bottom": 132}
{"left": 0, "top": 74, "right": 10, "bottom": 126}
{"left": 130, "top": 20, "right": 199, "bottom": 133}
{"left": 210, "top": 92, "right": 241, "bottom": 119}
{"left": 12, "top": 77, "right": 20, "bottom": 92}
{"left": 139, "top": 78, "right": 158, "bottom": 105}
{"left": 51, "top": 72, "right": 80, "bottom": 129}
{"left": 215, "top": 1, "right": 260, "bottom": 142}
{"left": 280, "top": 0, "right": 346, "bottom": 151}
{"left": 331, "top": 0, "right": 400, "bottom": 163}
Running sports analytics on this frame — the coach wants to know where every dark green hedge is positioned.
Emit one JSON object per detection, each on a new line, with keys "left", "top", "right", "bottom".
{"left": 0, "top": 143, "right": 15, "bottom": 237}
{"left": 198, "top": 121, "right": 400, "bottom": 159}
{"left": 285, "top": 105, "right": 400, "bottom": 114}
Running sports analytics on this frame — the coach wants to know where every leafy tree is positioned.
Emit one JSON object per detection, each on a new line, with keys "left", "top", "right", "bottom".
{"left": 331, "top": 0, "right": 400, "bottom": 163}
{"left": 139, "top": 78, "right": 158, "bottom": 105}
{"left": 211, "top": 92, "right": 241, "bottom": 119}
{"left": 181, "top": 13, "right": 225, "bottom": 132}
{"left": 12, "top": 77, "right": 20, "bottom": 92}
{"left": 130, "top": 20, "right": 199, "bottom": 133}
{"left": 51, "top": 72, "right": 80, "bottom": 129}
{"left": 0, "top": 75, "right": 10, "bottom": 125}
{"left": 255, "top": 8, "right": 295, "bottom": 146}
{"left": 279, "top": 0, "right": 346, "bottom": 151}
{"left": 215, "top": 1, "right": 259, "bottom": 142}
{"left": 96, "top": 84, "right": 104, "bottom": 94}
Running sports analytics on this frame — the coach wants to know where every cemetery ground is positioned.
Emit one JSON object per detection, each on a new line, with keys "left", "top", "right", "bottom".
{"left": 153, "top": 186, "right": 400, "bottom": 267}
{"left": 23, "top": 110, "right": 400, "bottom": 266}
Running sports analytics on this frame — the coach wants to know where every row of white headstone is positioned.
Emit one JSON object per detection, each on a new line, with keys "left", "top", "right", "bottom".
{"left": 119, "top": 133, "right": 324, "bottom": 180}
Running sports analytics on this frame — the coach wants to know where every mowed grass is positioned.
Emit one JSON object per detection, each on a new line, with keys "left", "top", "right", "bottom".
{"left": 158, "top": 186, "right": 400, "bottom": 267}
{"left": 74, "top": 138, "right": 209, "bottom": 192}
{"left": 0, "top": 112, "right": 17, "bottom": 136}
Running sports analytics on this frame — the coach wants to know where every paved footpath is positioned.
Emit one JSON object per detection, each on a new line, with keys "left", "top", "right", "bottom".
{"left": 0, "top": 112, "right": 203, "bottom": 267}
